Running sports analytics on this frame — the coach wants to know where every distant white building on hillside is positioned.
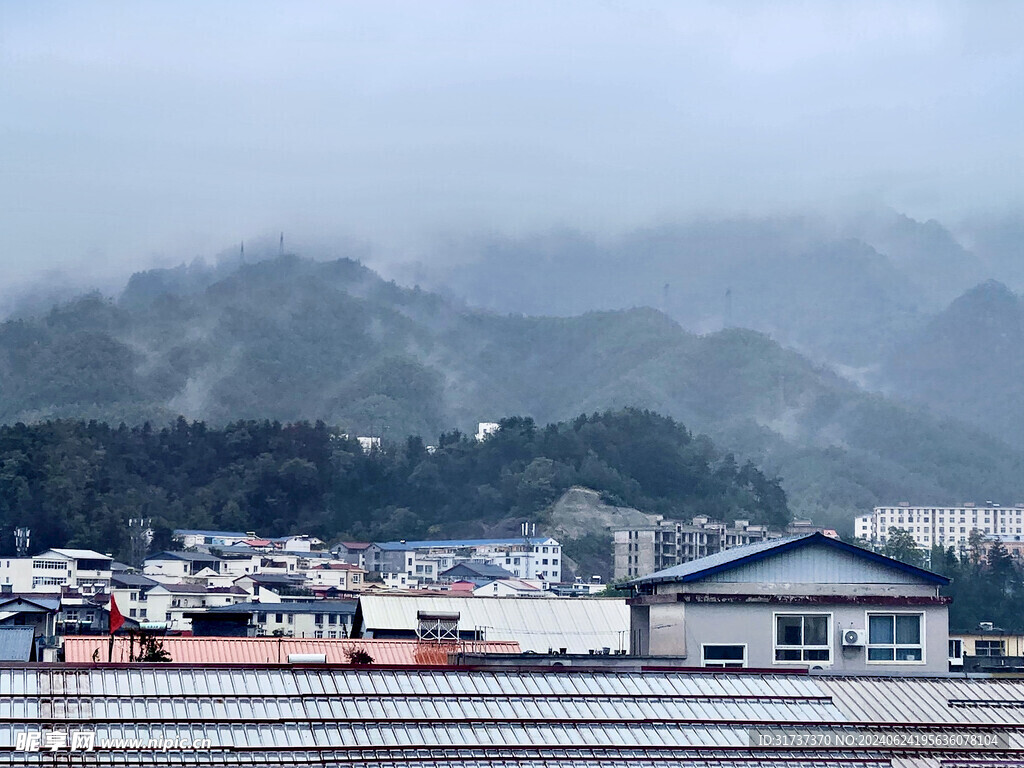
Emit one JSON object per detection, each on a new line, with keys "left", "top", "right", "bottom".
{"left": 475, "top": 422, "right": 500, "bottom": 441}
{"left": 855, "top": 502, "right": 1018, "bottom": 549}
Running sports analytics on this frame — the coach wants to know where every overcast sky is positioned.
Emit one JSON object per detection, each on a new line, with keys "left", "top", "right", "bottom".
{"left": 1, "top": 1, "right": 1022, "bottom": 289}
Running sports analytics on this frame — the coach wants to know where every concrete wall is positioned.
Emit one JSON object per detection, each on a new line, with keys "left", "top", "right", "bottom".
{"left": 633, "top": 600, "right": 948, "bottom": 674}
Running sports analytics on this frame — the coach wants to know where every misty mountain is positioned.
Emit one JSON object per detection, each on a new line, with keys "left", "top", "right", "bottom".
{"left": 2, "top": 254, "right": 1023, "bottom": 531}
{"left": 884, "top": 280, "right": 1024, "bottom": 450}
{"left": 400, "top": 213, "right": 987, "bottom": 369}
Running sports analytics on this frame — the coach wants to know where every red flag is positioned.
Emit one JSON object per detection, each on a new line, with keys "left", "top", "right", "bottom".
{"left": 109, "top": 595, "right": 125, "bottom": 634}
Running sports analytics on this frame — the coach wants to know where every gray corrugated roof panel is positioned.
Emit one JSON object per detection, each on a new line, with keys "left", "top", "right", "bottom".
{"left": 0, "top": 667, "right": 1023, "bottom": 764}
{"left": 112, "top": 573, "right": 159, "bottom": 588}
{"left": 0, "top": 628, "right": 34, "bottom": 661}
{"left": 356, "top": 594, "right": 629, "bottom": 654}
{"left": 46, "top": 548, "right": 112, "bottom": 560}
{"left": 144, "top": 551, "right": 224, "bottom": 562}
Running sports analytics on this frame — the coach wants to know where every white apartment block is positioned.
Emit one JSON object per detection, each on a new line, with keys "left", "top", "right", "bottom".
{"left": 855, "top": 503, "right": 1024, "bottom": 549}
{"left": 0, "top": 549, "right": 112, "bottom": 596}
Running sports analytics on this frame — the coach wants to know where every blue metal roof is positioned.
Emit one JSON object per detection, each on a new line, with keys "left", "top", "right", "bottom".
{"left": 627, "top": 532, "right": 950, "bottom": 587}
{"left": 0, "top": 628, "right": 34, "bottom": 661}
{"left": 375, "top": 537, "right": 551, "bottom": 551}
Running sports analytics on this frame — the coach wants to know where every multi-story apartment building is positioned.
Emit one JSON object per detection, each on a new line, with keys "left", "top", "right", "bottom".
{"left": 855, "top": 503, "right": 1022, "bottom": 549}
{"left": 614, "top": 517, "right": 776, "bottom": 581}
{"left": 0, "top": 549, "right": 112, "bottom": 596}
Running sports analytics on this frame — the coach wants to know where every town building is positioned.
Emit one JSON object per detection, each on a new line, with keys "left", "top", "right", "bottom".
{"left": 626, "top": 532, "right": 951, "bottom": 674}
{"left": 200, "top": 600, "right": 358, "bottom": 638}
{"left": 372, "top": 536, "right": 563, "bottom": 585}
{"left": 614, "top": 517, "right": 776, "bottom": 581}
{"left": 332, "top": 541, "right": 372, "bottom": 570}
{"left": 855, "top": 502, "right": 1022, "bottom": 549}
{"left": 437, "top": 561, "right": 516, "bottom": 586}
{"left": 0, "top": 549, "right": 112, "bottom": 596}
{"left": 143, "top": 551, "right": 224, "bottom": 581}
{"left": 949, "top": 622, "right": 1024, "bottom": 671}
{"left": 173, "top": 529, "right": 252, "bottom": 549}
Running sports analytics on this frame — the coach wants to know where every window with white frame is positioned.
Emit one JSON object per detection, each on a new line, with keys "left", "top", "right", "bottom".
{"left": 701, "top": 644, "right": 746, "bottom": 668}
{"left": 948, "top": 638, "right": 963, "bottom": 661}
{"left": 867, "top": 613, "right": 923, "bottom": 662}
{"left": 775, "top": 614, "right": 830, "bottom": 663}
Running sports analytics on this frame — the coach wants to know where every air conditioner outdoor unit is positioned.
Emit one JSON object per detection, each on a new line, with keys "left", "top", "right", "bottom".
{"left": 842, "top": 629, "right": 867, "bottom": 647}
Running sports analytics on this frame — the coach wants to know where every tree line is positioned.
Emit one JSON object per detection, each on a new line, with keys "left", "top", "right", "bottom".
{"left": 880, "top": 528, "right": 1024, "bottom": 631}
{"left": 0, "top": 409, "right": 790, "bottom": 570}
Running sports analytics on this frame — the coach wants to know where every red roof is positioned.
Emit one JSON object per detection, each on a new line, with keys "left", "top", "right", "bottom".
{"left": 62, "top": 636, "right": 520, "bottom": 665}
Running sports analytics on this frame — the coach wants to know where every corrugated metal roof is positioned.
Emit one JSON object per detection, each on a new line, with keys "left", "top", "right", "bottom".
{"left": 357, "top": 594, "right": 630, "bottom": 653}
{"left": 61, "top": 636, "right": 520, "bottom": 664}
{"left": 0, "top": 667, "right": 1023, "bottom": 766}
{"left": 0, "top": 628, "right": 33, "bottom": 661}
{"left": 627, "top": 533, "right": 950, "bottom": 587}
{"left": 145, "top": 551, "right": 223, "bottom": 562}
{"left": 46, "top": 548, "right": 112, "bottom": 560}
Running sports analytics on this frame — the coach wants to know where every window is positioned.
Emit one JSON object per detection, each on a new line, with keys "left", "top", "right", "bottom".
{"left": 948, "top": 639, "right": 963, "bottom": 660}
{"left": 314, "top": 630, "right": 323, "bottom": 638}
{"left": 775, "top": 614, "right": 830, "bottom": 663}
{"left": 165, "top": 612, "right": 171, "bottom": 622}
{"left": 129, "top": 609, "right": 137, "bottom": 618}
{"left": 701, "top": 644, "right": 746, "bottom": 668}
{"left": 868, "top": 613, "right": 923, "bottom": 662}
{"left": 275, "top": 613, "right": 283, "bottom": 623}
{"left": 975, "top": 640, "right": 1005, "bottom": 657}
{"left": 139, "top": 609, "right": 147, "bottom": 618}
{"left": 315, "top": 614, "right": 324, "bottom": 625}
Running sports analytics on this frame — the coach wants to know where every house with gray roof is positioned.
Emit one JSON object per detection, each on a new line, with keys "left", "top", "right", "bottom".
{"left": 626, "top": 532, "right": 951, "bottom": 674}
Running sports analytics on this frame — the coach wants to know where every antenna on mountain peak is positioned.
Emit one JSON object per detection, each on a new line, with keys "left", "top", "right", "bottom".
{"left": 240, "top": 241, "right": 245, "bottom": 263}
{"left": 280, "top": 232, "right": 284, "bottom": 255}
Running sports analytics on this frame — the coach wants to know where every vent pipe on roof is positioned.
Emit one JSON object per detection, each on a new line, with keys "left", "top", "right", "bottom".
{"left": 287, "top": 653, "right": 327, "bottom": 664}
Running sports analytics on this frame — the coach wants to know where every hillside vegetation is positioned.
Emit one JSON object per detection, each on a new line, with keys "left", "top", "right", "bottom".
{"left": 0, "top": 410, "right": 787, "bottom": 575}
{"left": 2, "top": 255, "right": 1024, "bottom": 532}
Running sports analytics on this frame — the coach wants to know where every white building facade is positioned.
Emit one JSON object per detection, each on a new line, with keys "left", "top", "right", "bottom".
{"left": 855, "top": 503, "right": 1020, "bottom": 549}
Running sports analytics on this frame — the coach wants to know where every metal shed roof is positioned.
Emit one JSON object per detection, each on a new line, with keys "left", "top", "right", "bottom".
{"left": 356, "top": 594, "right": 629, "bottom": 653}
{"left": 627, "top": 532, "right": 950, "bottom": 587}
{"left": 0, "top": 628, "right": 33, "bottom": 661}
{"left": 1, "top": 666, "right": 1023, "bottom": 766}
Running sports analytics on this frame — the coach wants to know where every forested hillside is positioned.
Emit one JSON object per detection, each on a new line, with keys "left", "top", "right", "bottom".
{"left": 884, "top": 280, "right": 1024, "bottom": 450}
{"left": 2, "top": 255, "right": 1024, "bottom": 533}
{"left": 0, "top": 410, "right": 787, "bottom": 573}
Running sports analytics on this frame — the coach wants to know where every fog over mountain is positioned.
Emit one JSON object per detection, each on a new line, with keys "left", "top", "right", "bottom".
{"left": 3, "top": 2, "right": 1024, "bottom": 294}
